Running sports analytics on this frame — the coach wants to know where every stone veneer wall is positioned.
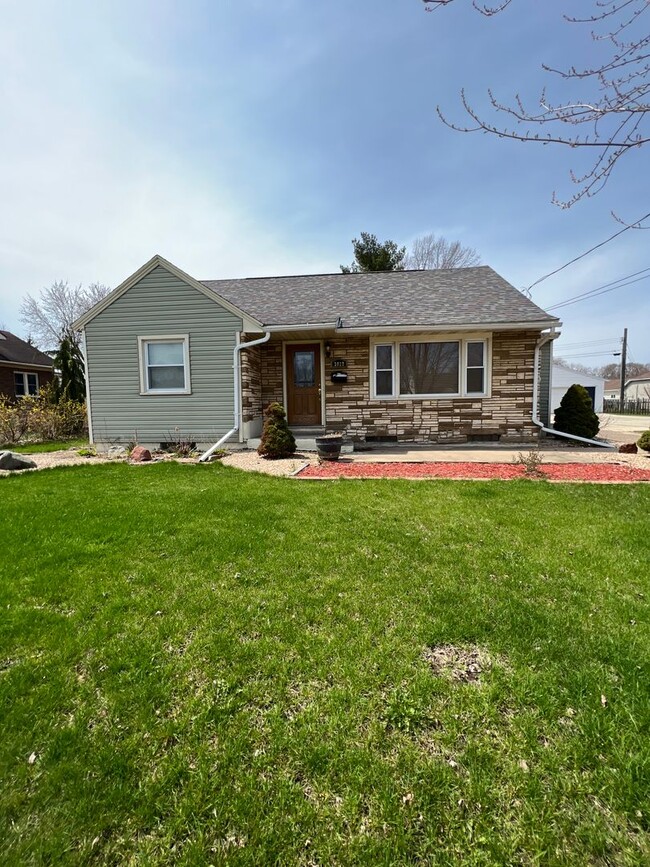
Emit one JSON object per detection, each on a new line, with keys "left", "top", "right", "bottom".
{"left": 240, "top": 344, "right": 262, "bottom": 424}
{"left": 242, "top": 331, "right": 540, "bottom": 443}
{"left": 260, "top": 341, "right": 284, "bottom": 409}
{"left": 323, "top": 331, "right": 540, "bottom": 443}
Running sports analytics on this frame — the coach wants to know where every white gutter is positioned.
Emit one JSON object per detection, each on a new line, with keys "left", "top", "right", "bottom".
{"left": 532, "top": 330, "right": 614, "bottom": 449}
{"left": 336, "top": 319, "right": 561, "bottom": 334}
{"left": 266, "top": 321, "right": 338, "bottom": 332}
{"left": 198, "top": 331, "right": 271, "bottom": 462}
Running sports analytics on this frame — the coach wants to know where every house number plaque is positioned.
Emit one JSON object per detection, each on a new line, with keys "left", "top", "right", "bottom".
{"left": 331, "top": 359, "right": 347, "bottom": 368}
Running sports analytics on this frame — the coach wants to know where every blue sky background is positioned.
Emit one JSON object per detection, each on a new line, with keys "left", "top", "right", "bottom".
{"left": 1, "top": 0, "right": 648, "bottom": 368}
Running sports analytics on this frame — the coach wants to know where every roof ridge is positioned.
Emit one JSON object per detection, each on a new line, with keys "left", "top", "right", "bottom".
{"left": 200, "top": 265, "right": 492, "bottom": 284}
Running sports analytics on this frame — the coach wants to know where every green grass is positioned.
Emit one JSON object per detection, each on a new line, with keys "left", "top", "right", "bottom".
{"left": 1, "top": 463, "right": 649, "bottom": 865}
{"left": 2, "top": 438, "right": 88, "bottom": 454}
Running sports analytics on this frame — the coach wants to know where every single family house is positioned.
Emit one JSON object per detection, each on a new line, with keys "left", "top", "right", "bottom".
{"left": 0, "top": 331, "right": 55, "bottom": 400}
{"left": 74, "top": 255, "right": 561, "bottom": 451}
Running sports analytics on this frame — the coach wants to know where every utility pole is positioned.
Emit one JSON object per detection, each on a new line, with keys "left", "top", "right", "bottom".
{"left": 619, "top": 327, "right": 628, "bottom": 414}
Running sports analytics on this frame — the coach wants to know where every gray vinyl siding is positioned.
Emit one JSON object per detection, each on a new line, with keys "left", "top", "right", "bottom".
{"left": 538, "top": 340, "right": 552, "bottom": 427}
{"left": 85, "top": 265, "right": 242, "bottom": 447}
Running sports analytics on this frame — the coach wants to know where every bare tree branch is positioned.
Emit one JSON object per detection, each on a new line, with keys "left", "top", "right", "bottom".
{"left": 425, "top": 0, "right": 650, "bottom": 207}
{"left": 405, "top": 233, "right": 481, "bottom": 269}
{"left": 19, "top": 280, "right": 111, "bottom": 351}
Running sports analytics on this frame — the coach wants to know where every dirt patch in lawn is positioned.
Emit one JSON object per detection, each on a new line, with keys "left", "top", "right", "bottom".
{"left": 423, "top": 644, "right": 494, "bottom": 684}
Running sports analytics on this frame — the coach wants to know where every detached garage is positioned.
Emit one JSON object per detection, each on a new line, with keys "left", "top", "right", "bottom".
{"left": 552, "top": 363, "right": 604, "bottom": 415}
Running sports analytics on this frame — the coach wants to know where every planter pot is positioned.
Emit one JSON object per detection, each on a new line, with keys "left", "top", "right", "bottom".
{"left": 315, "top": 435, "right": 343, "bottom": 461}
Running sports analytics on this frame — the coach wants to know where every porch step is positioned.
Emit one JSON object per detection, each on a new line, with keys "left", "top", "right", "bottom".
{"left": 289, "top": 426, "right": 326, "bottom": 436}
{"left": 246, "top": 436, "right": 353, "bottom": 454}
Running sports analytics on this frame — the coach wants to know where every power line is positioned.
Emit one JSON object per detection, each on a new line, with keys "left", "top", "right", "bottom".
{"left": 558, "top": 350, "right": 623, "bottom": 359}
{"left": 548, "top": 269, "right": 650, "bottom": 311}
{"left": 557, "top": 337, "right": 621, "bottom": 349}
{"left": 526, "top": 210, "right": 650, "bottom": 294}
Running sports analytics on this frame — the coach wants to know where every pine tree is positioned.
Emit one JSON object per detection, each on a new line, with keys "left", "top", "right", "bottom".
{"left": 257, "top": 403, "right": 296, "bottom": 459}
{"left": 53, "top": 333, "right": 86, "bottom": 403}
{"left": 341, "top": 233, "right": 406, "bottom": 273}
{"left": 554, "top": 384, "right": 600, "bottom": 439}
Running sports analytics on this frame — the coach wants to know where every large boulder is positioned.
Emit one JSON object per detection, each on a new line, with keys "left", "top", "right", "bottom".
{"left": 0, "top": 451, "right": 37, "bottom": 471}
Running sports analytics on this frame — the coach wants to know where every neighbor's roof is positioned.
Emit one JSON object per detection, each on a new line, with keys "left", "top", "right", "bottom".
{"left": 0, "top": 331, "right": 54, "bottom": 368}
{"left": 201, "top": 266, "right": 559, "bottom": 329}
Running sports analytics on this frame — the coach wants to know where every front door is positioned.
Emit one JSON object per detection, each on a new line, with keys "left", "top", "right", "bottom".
{"left": 286, "top": 344, "right": 322, "bottom": 425}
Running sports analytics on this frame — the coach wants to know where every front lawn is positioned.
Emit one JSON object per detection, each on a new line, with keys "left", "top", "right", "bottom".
{"left": 1, "top": 463, "right": 649, "bottom": 865}
{"left": 2, "top": 438, "right": 88, "bottom": 454}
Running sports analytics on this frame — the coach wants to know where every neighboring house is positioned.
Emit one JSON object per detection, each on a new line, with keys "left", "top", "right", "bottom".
{"left": 604, "top": 379, "right": 620, "bottom": 400}
{"left": 74, "top": 255, "right": 561, "bottom": 450}
{"left": 623, "top": 376, "right": 650, "bottom": 402}
{"left": 552, "top": 364, "right": 604, "bottom": 414}
{"left": 0, "top": 331, "right": 55, "bottom": 400}
{"left": 604, "top": 377, "right": 650, "bottom": 403}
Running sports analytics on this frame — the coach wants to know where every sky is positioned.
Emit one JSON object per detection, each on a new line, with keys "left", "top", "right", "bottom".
{"left": 0, "top": 0, "right": 648, "bottom": 369}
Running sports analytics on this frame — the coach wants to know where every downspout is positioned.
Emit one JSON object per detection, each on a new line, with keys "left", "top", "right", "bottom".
{"left": 198, "top": 331, "right": 271, "bottom": 462}
{"left": 532, "top": 330, "right": 614, "bottom": 449}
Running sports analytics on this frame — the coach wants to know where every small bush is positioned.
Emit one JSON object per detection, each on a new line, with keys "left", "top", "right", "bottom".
{"left": 0, "top": 389, "right": 86, "bottom": 446}
{"left": 554, "top": 384, "right": 600, "bottom": 440}
{"left": 257, "top": 403, "right": 296, "bottom": 459}
{"left": 637, "top": 430, "right": 650, "bottom": 452}
{"left": 514, "top": 449, "right": 545, "bottom": 477}
{"left": 0, "top": 398, "right": 31, "bottom": 445}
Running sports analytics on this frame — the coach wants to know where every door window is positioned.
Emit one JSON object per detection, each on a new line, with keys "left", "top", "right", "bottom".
{"left": 293, "top": 351, "right": 315, "bottom": 387}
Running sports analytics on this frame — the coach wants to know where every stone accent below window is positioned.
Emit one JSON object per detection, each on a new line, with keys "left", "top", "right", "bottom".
{"left": 323, "top": 331, "right": 540, "bottom": 443}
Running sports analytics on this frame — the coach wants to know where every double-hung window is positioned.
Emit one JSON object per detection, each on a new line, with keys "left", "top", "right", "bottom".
{"left": 14, "top": 371, "right": 39, "bottom": 397}
{"left": 374, "top": 344, "right": 394, "bottom": 396}
{"left": 465, "top": 341, "right": 486, "bottom": 394}
{"left": 139, "top": 336, "right": 191, "bottom": 394}
{"left": 373, "top": 337, "right": 488, "bottom": 399}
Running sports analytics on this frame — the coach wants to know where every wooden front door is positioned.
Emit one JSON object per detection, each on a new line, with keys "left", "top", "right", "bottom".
{"left": 286, "top": 344, "right": 322, "bottom": 425}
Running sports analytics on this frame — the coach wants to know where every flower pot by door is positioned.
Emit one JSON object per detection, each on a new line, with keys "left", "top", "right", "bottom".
{"left": 315, "top": 436, "right": 343, "bottom": 461}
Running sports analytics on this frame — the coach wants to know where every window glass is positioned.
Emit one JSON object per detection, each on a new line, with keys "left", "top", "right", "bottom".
{"left": 376, "top": 370, "right": 393, "bottom": 396}
{"left": 293, "top": 351, "right": 315, "bottom": 388}
{"left": 466, "top": 368, "right": 484, "bottom": 394}
{"left": 376, "top": 345, "right": 392, "bottom": 370}
{"left": 148, "top": 342, "right": 184, "bottom": 366}
{"left": 14, "top": 373, "right": 25, "bottom": 396}
{"left": 400, "top": 342, "right": 459, "bottom": 395}
{"left": 26, "top": 373, "right": 38, "bottom": 395}
{"left": 148, "top": 365, "right": 185, "bottom": 390}
{"left": 467, "top": 342, "right": 484, "bottom": 367}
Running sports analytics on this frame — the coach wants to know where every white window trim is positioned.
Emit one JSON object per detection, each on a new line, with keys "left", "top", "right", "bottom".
{"left": 14, "top": 370, "right": 39, "bottom": 397}
{"left": 138, "top": 335, "right": 191, "bottom": 395}
{"left": 370, "top": 334, "right": 491, "bottom": 400}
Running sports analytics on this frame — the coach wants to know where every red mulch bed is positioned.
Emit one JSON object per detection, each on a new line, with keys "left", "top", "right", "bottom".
{"left": 298, "top": 461, "right": 650, "bottom": 483}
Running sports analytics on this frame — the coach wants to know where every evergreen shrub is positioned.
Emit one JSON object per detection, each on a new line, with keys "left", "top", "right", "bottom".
{"left": 257, "top": 403, "right": 296, "bottom": 459}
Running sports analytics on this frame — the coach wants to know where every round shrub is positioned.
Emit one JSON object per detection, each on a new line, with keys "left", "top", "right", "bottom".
{"left": 257, "top": 402, "right": 296, "bottom": 459}
{"left": 637, "top": 430, "right": 650, "bottom": 452}
{"left": 554, "top": 384, "right": 600, "bottom": 440}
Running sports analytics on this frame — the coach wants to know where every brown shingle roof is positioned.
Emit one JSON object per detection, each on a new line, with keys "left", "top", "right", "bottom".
{"left": 201, "top": 266, "right": 559, "bottom": 329}
{"left": 0, "top": 331, "right": 54, "bottom": 368}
